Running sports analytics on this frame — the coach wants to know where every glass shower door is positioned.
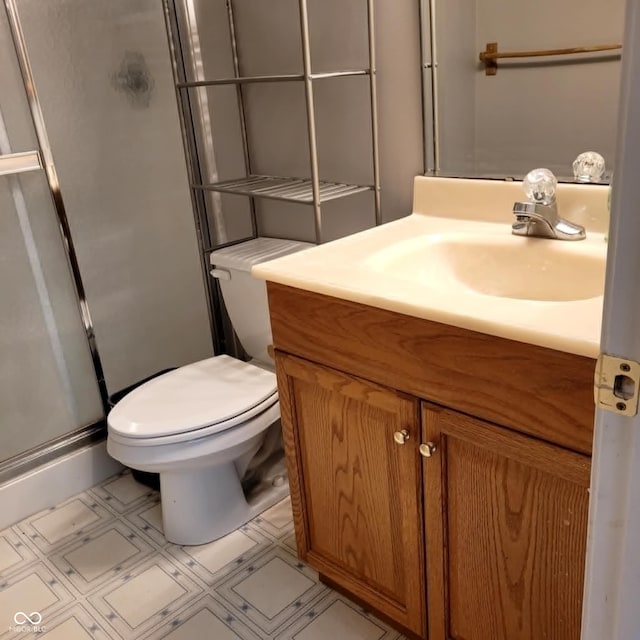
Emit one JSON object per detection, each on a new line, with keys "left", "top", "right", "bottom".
{"left": 0, "top": 6, "right": 103, "bottom": 468}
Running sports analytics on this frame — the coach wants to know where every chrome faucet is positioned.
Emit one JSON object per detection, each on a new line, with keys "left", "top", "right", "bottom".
{"left": 512, "top": 168, "right": 586, "bottom": 241}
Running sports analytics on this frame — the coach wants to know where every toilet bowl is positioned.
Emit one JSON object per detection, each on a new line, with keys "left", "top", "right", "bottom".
{"left": 106, "top": 238, "right": 312, "bottom": 545}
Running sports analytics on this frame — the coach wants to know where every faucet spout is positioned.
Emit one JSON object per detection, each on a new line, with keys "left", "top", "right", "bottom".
{"left": 512, "top": 168, "right": 586, "bottom": 241}
{"left": 512, "top": 201, "right": 586, "bottom": 240}
{"left": 513, "top": 201, "right": 558, "bottom": 224}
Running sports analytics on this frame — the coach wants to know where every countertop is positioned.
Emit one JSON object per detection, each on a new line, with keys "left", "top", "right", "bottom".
{"left": 252, "top": 177, "right": 608, "bottom": 359}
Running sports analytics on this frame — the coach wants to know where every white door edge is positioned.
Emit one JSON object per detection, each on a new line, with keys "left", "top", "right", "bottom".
{"left": 582, "top": 1, "right": 640, "bottom": 638}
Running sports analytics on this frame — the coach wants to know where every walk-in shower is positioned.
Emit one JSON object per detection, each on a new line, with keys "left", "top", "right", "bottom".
{"left": 0, "top": 0, "right": 212, "bottom": 484}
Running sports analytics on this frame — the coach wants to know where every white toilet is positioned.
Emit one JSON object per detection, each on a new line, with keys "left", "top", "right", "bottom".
{"left": 106, "top": 237, "right": 311, "bottom": 545}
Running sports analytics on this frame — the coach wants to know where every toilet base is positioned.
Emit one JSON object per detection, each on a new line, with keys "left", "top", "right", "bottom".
{"left": 159, "top": 462, "right": 288, "bottom": 545}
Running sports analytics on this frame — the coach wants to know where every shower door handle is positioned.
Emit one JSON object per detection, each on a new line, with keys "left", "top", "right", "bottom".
{"left": 0, "top": 150, "right": 42, "bottom": 177}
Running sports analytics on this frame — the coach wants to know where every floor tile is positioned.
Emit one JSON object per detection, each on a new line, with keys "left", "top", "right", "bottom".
{"left": 216, "top": 547, "right": 327, "bottom": 635}
{"left": 277, "top": 595, "right": 401, "bottom": 640}
{"left": 41, "top": 617, "right": 94, "bottom": 640}
{"left": 281, "top": 532, "right": 298, "bottom": 555}
{"left": 49, "top": 522, "right": 155, "bottom": 594}
{"left": 39, "top": 604, "right": 113, "bottom": 640}
{"left": 142, "top": 596, "right": 262, "bottom": 640}
{"left": 234, "top": 557, "right": 316, "bottom": 618}
{"left": 5, "top": 478, "right": 407, "bottom": 639}
{"left": 167, "top": 526, "right": 271, "bottom": 586}
{"left": 0, "top": 528, "right": 36, "bottom": 577}
{"left": 124, "top": 498, "right": 166, "bottom": 546}
{"left": 17, "top": 495, "right": 113, "bottom": 553}
{"left": 64, "top": 529, "right": 139, "bottom": 582}
{"left": 250, "top": 498, "right": 294, "bottom": 540}
{"left": 104, "top": 566, "right": 184, "bottom": 627}
{"left": 0, "top": 537, "right": 21, "bottom": 575}
{"left": 161, "top": 608, "right": 241, "bottom": 640}
{"left": 88, "top": 561, "right": 203, "bottom": 637}
{"left": 91, "top": 471, "right": 157, "bottom": 514}
{"left": 0, "top": 563, "right": 74, "bottom": 639}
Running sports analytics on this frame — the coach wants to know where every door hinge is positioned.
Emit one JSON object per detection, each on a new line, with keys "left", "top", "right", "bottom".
{"left": 594, "top": 354, "right": 640, "bottom": 416}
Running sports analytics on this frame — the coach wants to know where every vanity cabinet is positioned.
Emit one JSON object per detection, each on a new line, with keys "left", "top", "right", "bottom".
{"left": 268, "top": 282, "right": 595, "bottom": 640}
{"left": 422, "top": 405, "right": 590, "bottom": 640}
{"left": 276, "top": 353, "right": 427, "bottom": 634}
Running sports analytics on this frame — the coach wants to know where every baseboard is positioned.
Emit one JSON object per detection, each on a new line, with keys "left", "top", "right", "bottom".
{"left": 0, "top": 440, "right": 124, "bottom": 530}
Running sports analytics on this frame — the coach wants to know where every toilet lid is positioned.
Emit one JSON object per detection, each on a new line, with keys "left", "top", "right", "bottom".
{"left": 108, "top": 355, "right": 278, "bottom": 439}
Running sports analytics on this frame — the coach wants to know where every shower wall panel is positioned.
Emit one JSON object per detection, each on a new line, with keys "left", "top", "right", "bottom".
{"left": 16, "top": 0, "right": 212, "bottom": 393}
{"left": 0, "top": 8, "right": 103, "bottom": 461}
{"left": 0, "top": 173, "right": 104, "bottom": 459}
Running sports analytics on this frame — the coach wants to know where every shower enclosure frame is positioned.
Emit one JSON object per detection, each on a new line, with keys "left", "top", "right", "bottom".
{"left": 0, "top": 0, "right": 109, "bottom": 482}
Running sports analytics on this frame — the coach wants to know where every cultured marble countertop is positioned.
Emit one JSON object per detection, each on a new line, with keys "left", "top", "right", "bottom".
{"left": 252, "top": 177, "right": 608, "bottom": 359}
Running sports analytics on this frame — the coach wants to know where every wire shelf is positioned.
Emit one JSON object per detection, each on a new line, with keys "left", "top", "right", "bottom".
{"left": 196, "top": 175, "right": 373, "bottom": 204}
{"left": 176, "top": 69, "right": 370, "bottom": 89}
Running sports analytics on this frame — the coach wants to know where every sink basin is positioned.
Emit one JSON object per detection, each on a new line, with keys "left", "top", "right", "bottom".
{"left": 252, "top": 177, "right": 609, "bottom": 358}
{"left": 367, "top": 234, "right": 606, "bottom": 302}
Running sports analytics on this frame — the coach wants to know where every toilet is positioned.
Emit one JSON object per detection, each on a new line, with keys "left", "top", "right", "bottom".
{"left": 106, "top": 237, "right": 311, "bottom": 545}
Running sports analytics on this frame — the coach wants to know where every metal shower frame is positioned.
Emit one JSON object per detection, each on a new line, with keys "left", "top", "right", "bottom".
{"left": 0, "top": 0, "right": 110, "bottom": 482}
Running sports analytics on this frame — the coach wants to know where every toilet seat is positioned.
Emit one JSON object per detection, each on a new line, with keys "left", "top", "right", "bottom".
{"left": 108, "top": 393, "right": 278, "bottom": 447}
{"left": 108, "top": 355, "right": 278, "bottom": 443}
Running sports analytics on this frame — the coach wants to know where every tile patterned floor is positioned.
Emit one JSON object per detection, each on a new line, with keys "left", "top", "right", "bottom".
{"left": 0, "top": 470, "right": 406, "bottom": 640}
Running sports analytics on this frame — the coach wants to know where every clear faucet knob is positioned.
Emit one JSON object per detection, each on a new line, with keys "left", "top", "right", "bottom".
{"left": 523, "top": 168, "right": 557, "bottom": 205}
{"left": 572, "top": 151, "right": 606, "bottom": 183}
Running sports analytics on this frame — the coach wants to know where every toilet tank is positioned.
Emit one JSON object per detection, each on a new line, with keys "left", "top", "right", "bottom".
{"left": 209, "top": 238, "right": 313, "bottom": 365}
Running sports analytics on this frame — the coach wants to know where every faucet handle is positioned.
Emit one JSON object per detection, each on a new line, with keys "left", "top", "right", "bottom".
{"left": 572, "top": 151, "right": 606, "bottom": 183}
{"left": 523, "top": 168, "right": 557, "bottom": 205}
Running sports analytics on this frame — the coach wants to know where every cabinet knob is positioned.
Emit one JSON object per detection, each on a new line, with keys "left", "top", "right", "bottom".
{"left": 419, "top": 442, "right": 437, "bottom": 457}
{"left": 393, "top": 429, "right": 410, "bottom": 445}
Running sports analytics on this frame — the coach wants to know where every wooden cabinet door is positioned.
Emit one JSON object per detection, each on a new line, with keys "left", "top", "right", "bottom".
{"left": 422, "top": 404, "right": 590, "bottom": 640}
{"left": 276, "top": 351, "right": 427, "bottom": 636}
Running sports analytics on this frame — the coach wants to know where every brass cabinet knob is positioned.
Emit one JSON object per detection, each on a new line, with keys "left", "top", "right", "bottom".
{"left": 393, "top": 429, "right": 410, "bottom": 445}
{"left": 419, "top": 442, "right": 437, "bottom": 457}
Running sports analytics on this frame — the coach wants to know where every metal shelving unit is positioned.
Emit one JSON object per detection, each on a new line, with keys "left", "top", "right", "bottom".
{"left": 176, "top": 69, "right": 371, "bottom": 88}
{"left": 165, "top": 0, "right": 381, "bottom": 246}
{"left": 194, "top": 175, "right": 373, "bottom": 205}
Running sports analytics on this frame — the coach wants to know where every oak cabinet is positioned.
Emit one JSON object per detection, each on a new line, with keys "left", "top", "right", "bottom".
{"left": 267, "top": 283, "right": 595, "bottom": 640}
{"left": 276, "top": 352, "right": 427, "bottom": 636}
{"left": 422, "top": 405, "right": 590, "bottom": 640}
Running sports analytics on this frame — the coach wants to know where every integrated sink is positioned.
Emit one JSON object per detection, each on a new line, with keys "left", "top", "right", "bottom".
{"left": 366, "top": 233, "right": 606, "bottom": 302}
{"left": 252, "top": 176, "right": 610, "bottom": 358}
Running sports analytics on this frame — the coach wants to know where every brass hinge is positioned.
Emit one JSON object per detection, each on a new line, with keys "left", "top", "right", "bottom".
{"left": 594, "top": 354, "right": 640, "bottom": 416}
